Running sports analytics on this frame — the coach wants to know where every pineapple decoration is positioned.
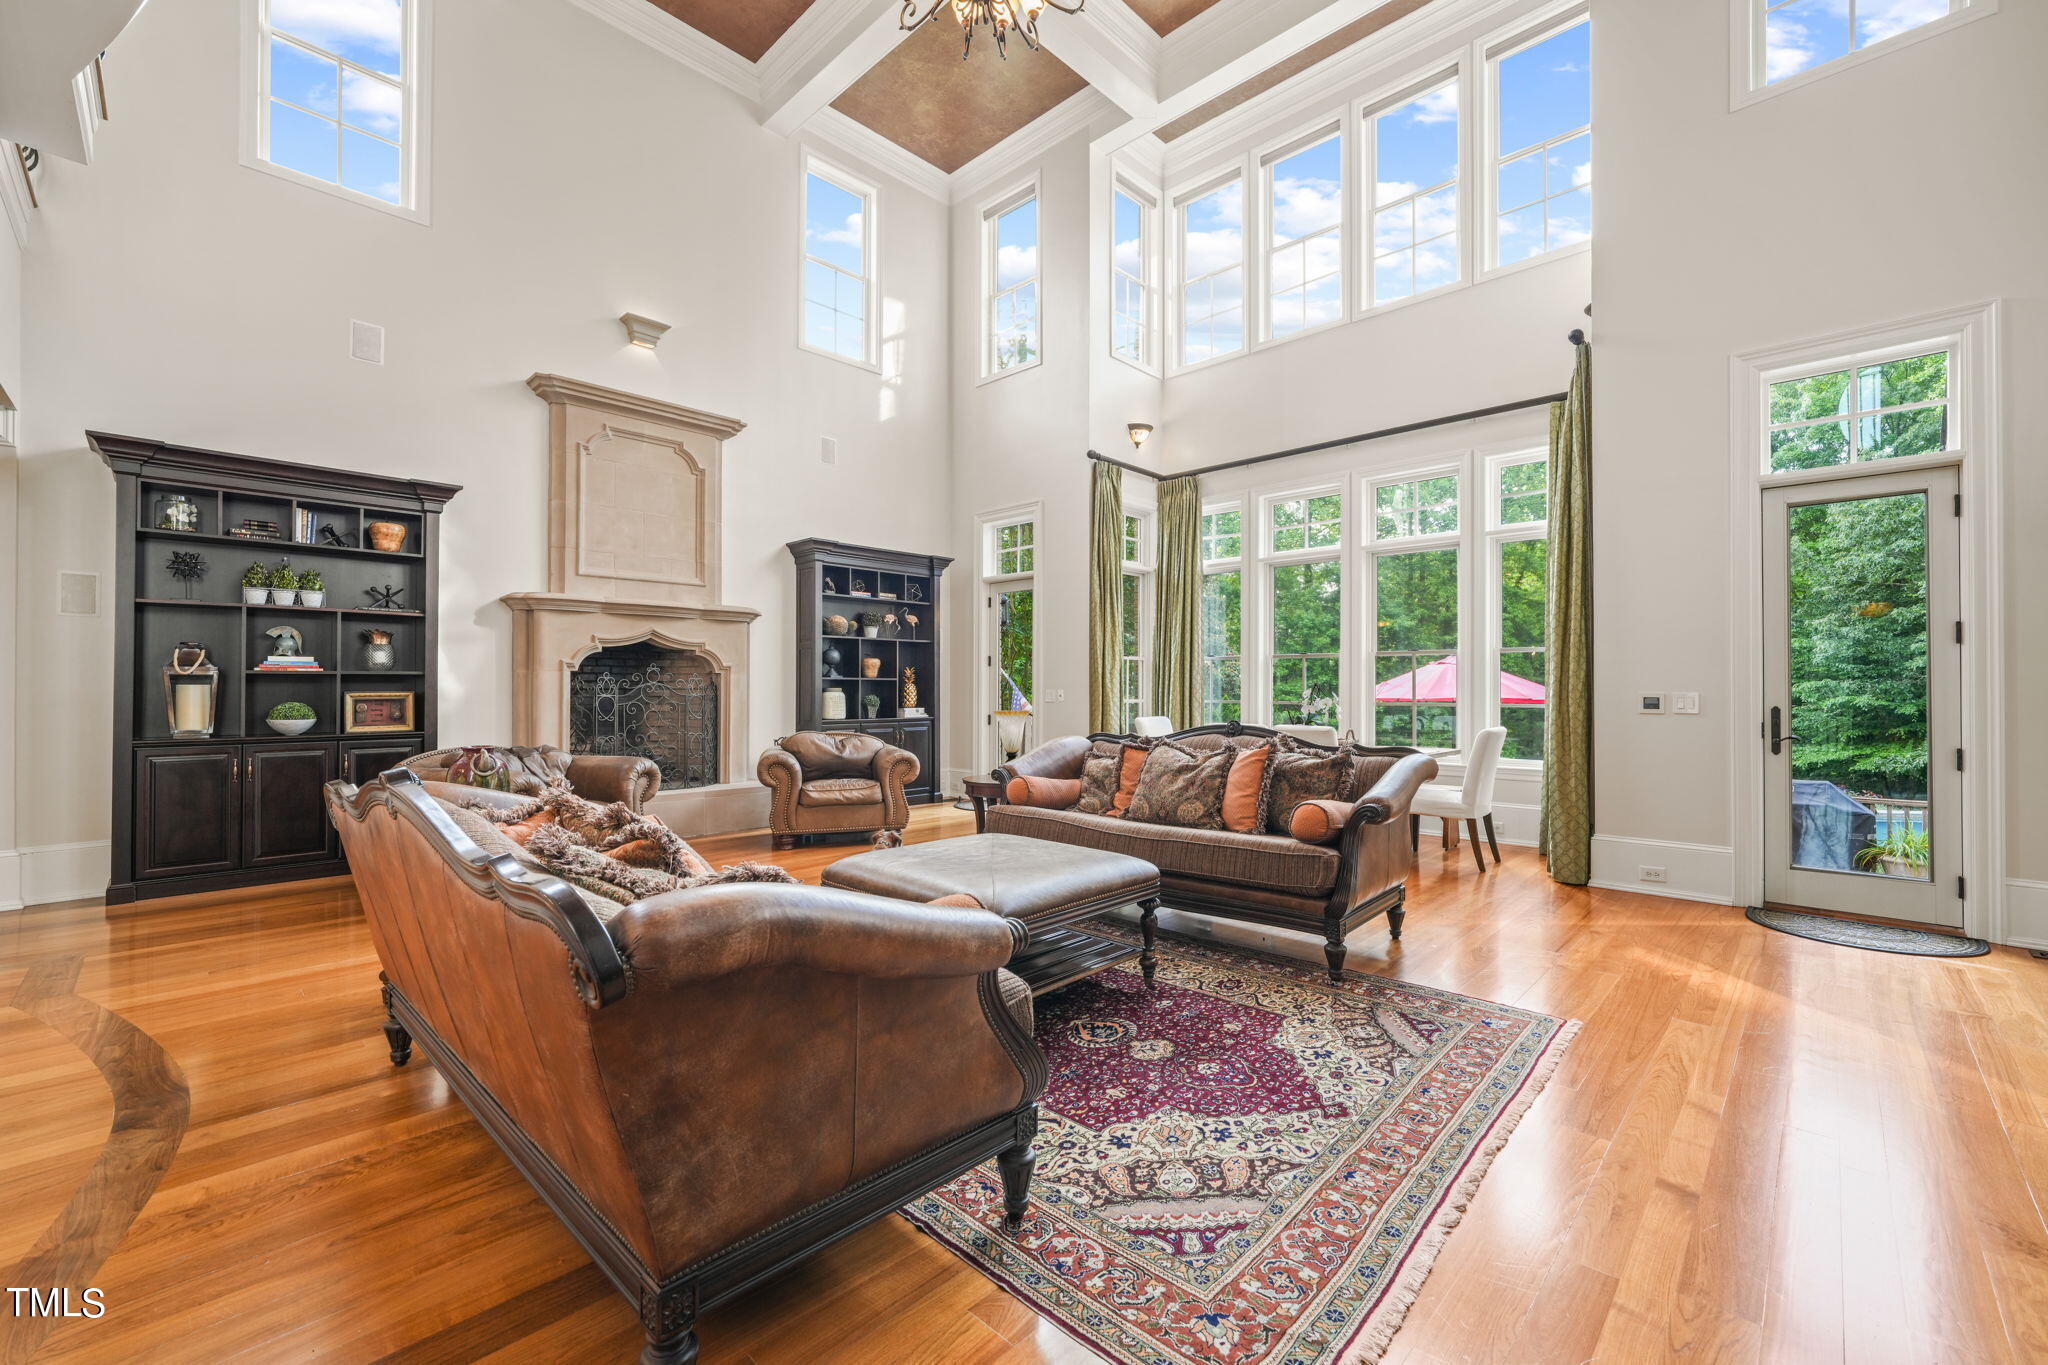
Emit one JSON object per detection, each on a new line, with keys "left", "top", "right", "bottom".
{"left": 901, "top": 666, "right": 919, "bottom": 712}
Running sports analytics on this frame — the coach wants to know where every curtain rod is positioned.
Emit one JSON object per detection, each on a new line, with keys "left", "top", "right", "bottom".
{"left": 1088, "top": 390, "right": 1567, "bottom": 482}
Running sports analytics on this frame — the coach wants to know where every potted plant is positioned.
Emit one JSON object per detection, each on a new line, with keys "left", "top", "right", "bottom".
{"left": 297, "top": 568, "right": 326, "bottom": 607}
{"left": 265, "top": 700, "right": 317, "bottom": 736}
{"left": 1854, "top": 825, "right": 1930, "bottom": 879}
{"left": 859, "top": 609, "right": 887, "bottom": 639}
{"left": 268, "top": 561, "right": 299, "bottom": 606}
{"left": 241, "top": 562, "right": 271, "bottom": 604}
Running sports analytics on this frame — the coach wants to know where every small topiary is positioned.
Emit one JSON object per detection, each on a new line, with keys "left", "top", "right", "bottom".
{"left": 268, "top": 701, "right": 315, "bottom": 720}
{"left": 241, "top": 562, "right": 269, "bottom": 588}
{"left": 297, "top": 568, "right": 325, "bottom": 592}
{"left": 268, "top": 561, "right": 299, "bottom": 590}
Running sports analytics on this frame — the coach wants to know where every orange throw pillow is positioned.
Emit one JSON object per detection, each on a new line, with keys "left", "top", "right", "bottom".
{"left": 1109, "top": 744, "right": 1147, "bottom": 817}
{"left": 1005, "top": 775, "right": 1082, "bottom": 809}
{"left": 499, "top": 808, "right": 558, "bottom": 845}
{"left": 1221, "top": 743, "right": 1272, "bottom": 833}
{"left": 1289, "top": 799, "right": 1352, "bottom": 846}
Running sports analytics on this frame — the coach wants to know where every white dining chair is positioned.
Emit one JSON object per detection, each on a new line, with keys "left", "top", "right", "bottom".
{"left": 1272, "top": 724, "right": 1340, "bottom": 746}
{"left": 1132, "top": 715, "right": 1174, "bottom": 737}
{"left": 1410, "top": 726, "right": 1507, "bottom": 871}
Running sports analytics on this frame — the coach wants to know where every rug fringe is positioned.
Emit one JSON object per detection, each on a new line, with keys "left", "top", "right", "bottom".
{"left": 1336, "top": 1016, "right": 1583, "bottom": 1365}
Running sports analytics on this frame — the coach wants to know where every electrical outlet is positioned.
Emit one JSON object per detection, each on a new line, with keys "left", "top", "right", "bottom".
{"left": 1053, "top": 689, "right": 1067, "bottom": 703}
{"left": 1672, "top": 692, "right": 1700, "bottom": 714}
{"left": 1639, "top": 866, "right": 1667, "bottom": 883}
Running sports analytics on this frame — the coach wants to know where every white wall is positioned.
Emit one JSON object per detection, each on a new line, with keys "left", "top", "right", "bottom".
{"left": 1591, "top": 0, "right": 2048, "bottom": 930}
{"left": 13, "top": 0, "right": 954, "bottom": 899}
{"left": 0, "top": 216, "right": 20, "bottom": 908}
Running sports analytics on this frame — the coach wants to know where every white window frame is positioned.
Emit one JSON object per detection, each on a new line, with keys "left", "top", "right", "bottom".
{"left": 1261, "top": 483, "right": 1350, "bottom": 733}
{"left": 984, "top": 511, "right": 1038, "bottom": 579}
{"left": 1367, "top": 463, "right": 1463, "bottom": 543}
{"left": 1200, "top": 500, "right": 1247, "bottom": 726}
{"left": 799, "top": 155, "right": 879, "bottom": 371}
{"left": 980, "top": 177, "right": 1042, "bottom": 382}
{"left": 1483, "top": 449, "right": 1549, "bottom": 767}
{"left": 1258, "top": 120, "right": 1347, "bottom": 346}
{"left": 1480, "top": 4, "right": 1591, "bottom": 279}
{"left": 238, "top": 0, "right": 432, "bottom": 224}
{"left": 1109, "top": 174, "right": 1160, "bottom": 375}
{"left": 1200, "top": 502, "right": 1245, "bottom": 566}
{"left": 977, "top": 501, "right": 1043, "bottom": 773}
{"left": 1730, "top": 0, "right": 1996, "bottom": 109}
{"left": 1361, "top": 464, "right": 1465, "bottom": 752}
{"left": 1171, "top": 170, "right": 1248, "bottom": 374}
{"left": 1359, "top": 68, "right": 1467, "bottom": 316}
{"left": 1758, "top": 336, "right": 1959, "bottom": 477}
{"left": 1262, "top": 485, "right": 1346, "bottom": 559}
{"left": 1119, "top": 502, "right": 1156, "bottom": 730}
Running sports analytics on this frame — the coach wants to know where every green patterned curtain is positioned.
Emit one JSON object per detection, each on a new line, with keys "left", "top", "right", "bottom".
{"left": 1541, "top": 342, "right": 1593, "bottom": 884}
{"left": 1088, "top": 461, "right": 1124, "bottom": 734}
{"left": 1151, "top": 476, "right": 1202, "bottom": 728}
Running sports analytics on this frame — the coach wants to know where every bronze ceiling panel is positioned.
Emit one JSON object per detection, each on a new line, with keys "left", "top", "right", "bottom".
{"left": 832, "top": 19, "right": 1089, "bottom": 173}
{"left": 646, "top": 0, "right": 820, "bottom": 63}
{"left": 1122, "top": 0, "right": 1232, "bottom": 37}
{"left": 1159, "top": 0, "right": 1433, "bottom": 141}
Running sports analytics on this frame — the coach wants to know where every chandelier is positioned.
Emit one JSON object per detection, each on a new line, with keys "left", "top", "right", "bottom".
{"left": 899, "top": 0, "right": 1088, "bottom": 58}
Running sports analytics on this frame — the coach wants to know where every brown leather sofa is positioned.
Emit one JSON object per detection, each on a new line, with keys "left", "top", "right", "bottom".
{"left": 989, "top": 723, "right": 1436, "bottom": 979}
{"left": 327, "top": 768, "right": 1044, "bottom": 1365}
{"left": 402, "top": 744, "right": 661, "bottom": 811}
{"left": 758, "top": 731, "right": 918, "bottom": 850}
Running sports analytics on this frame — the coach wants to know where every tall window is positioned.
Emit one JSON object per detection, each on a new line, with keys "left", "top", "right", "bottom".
{"left": 1178, "top": 177, "right": 1245, "bottom": 366}
{"left": 1367, "top": 78, "right": 1460, "bottom": 307}
{"left": 1201, "top": 508, "right": 1244, "bottom": 724}
{"left": 1372, "top": 550, "right": 1459, "bottom": 747}
{"left": 254, "top": 0, "right": 419, "bottom": 213}
{"left": 1765, "top": 349, "right": 1950, "bottom": 472}
{"left": 1112, "top": 183, "right": 1154, "bottom": 367}
{"left": 1491, "top": 454, "right": 1547, "bottom": 759}
{"left": 1122, "top": 513, "right": 1153, "bottom": 730}
{"left": 1264, "top": 130, "right": 1342, "bottom": 340}
{"left": 1758, "top": 0, "right": 1975, "bottom": 88}
{"left": 1272, "top": 562, "right": 1342, "bottom": 728}
{"left": 1492, "top": 17, "right": 1590, "bottom": 267}
{"left": 985, "top": 188, "right": 1040, "bottom": 375}
{"left": 802, "top": 165, "right": 874, "bottom": 365}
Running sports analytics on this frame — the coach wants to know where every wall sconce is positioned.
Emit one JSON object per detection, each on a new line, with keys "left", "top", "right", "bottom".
{"left": 620, "top": 312, "right": 671, "bottom": 349}
{"left": 1127, "top": 422, "right": 1154, "bottom": 450}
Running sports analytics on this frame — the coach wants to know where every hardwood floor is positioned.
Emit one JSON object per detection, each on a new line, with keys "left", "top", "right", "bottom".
{"left": 4, "top": 806, "right": 2046, "bottom": 1363}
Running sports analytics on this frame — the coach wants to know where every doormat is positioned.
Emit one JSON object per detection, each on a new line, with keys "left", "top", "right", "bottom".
{"left": 1745, "top": 905, "right": 1988, "bottom": 957}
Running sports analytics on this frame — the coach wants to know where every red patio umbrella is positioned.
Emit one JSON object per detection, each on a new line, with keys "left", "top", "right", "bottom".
{"left": 1372, "top": 655, "right": 1545, "bottom": 703}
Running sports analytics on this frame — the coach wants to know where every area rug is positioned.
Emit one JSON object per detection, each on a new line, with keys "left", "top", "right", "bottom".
{"left": 904, "top": 926, "right": 1577, "bottom": 1365}
{"left": 1745, "top": 905, "right": 1989, "bottom": 957}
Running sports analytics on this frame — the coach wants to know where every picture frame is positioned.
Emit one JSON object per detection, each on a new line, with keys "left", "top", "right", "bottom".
{"left": 345, "top": 690, "right": 416, "bottom": 733}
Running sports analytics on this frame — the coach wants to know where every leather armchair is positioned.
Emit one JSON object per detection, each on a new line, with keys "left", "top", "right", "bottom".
{"left": 327, "top": 770, "right": 1043, "bottom": 1365}
{"left": 759, "top": 731, "right": 919, "bottom": 851}
{"left": 402, "top": 744, "right": 660, "bottom": 812}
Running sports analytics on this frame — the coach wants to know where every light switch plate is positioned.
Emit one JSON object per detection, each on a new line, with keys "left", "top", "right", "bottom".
{"left": 1672, "top": 692, "right": 1700, "bottom": 714}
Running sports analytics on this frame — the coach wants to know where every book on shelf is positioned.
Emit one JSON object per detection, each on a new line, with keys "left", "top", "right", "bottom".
{"left": 294, "top": 508, "right": 322, "bottom": 543}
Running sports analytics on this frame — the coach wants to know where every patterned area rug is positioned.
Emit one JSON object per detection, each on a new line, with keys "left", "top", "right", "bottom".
{"left": 905, "top": 927, "right": 1577, "bottom": 1365}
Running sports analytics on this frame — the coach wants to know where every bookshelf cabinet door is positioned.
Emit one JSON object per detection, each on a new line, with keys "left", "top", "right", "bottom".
{"left": 135, "top": 746, "right": 240, "bottom": 879}
{"left": 242, "top": 744, "right": 338, "bottom": 867}
{"left": 341, "top": 739, "right": 422, "bottom": 787}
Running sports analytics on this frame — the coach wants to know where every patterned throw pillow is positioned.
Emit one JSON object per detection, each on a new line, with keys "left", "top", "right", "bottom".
{"left": 1263, "top": 748, "right": 1356, "bottom": 836}
{"left": 1127, "top": 741, "right": 1236, "bottom": 830}
{"left": 1075, "top": 739, "right": 1148, "bottom": 816}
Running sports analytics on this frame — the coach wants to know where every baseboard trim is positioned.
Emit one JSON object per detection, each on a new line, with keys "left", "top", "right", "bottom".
{"left": 1589, "top": 833, "right": 1736, "bottom": 906}
{"left": 0, "top": 848, "right": 21, "bottom": 911}
{"left": 2004, "top": 878, "right": 2048, "bottom": 950}
{"left": 1586, "top": 878, "right": 1739, "bottom": 906}
{"left": 13, "top": 840, "right": 111, "bottom": 909}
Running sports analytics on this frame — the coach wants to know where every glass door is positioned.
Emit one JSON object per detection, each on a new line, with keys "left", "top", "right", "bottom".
{"left": 989, "top": 583, "right": 1035, "bottom": 767}
{"left": 1761, "top": 466, "right": 1961, "bottom": 925}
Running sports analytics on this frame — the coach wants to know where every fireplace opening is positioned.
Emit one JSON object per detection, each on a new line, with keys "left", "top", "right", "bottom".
{"left": 568, "top": 641, "right": 719, "bottom": 790}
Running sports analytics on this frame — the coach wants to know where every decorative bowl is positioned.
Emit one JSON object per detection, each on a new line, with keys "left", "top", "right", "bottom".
{"left": 267, "top": 717, "right": 316, "bottom": 736}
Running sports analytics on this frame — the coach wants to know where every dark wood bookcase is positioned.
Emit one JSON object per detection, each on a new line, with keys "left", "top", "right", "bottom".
{"left": 787, "top": 539, "right": 951, "bottom": 805}
{"left": 93, "top": 432, "right": 460, "bottom": 903}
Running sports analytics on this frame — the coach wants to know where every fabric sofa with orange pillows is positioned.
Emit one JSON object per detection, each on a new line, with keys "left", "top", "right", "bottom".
{"left": 987, "top": 723, "right": 1436, "bottom": 978}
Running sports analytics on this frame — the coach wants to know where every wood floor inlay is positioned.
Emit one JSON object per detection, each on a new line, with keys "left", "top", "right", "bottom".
{"left": 3, "top": 806, "right": 2046, "bottom": 1363}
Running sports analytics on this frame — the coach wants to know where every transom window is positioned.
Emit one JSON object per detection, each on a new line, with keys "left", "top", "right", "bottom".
{"left": 1498, "top": 457, "right": 1547, "bottom": 524}
{"left": 1759, "top": 0, "right": 1972, "bottom": 88}
{"left": 1123, "top": 514, "right": 1142, "bottom": 566}
{"left": 1269, "top": 492, "right": 1343, "bottom": 553}
{"left": 1766, "top": 349, "right": 1951, "bottom": 472}
{"left": 1491, "top": 16, "right": 1591, "bottom": 268}
{"left": 1179, "top": 178, "right": 1245, "bottom": 365}
{"left": 1373, "top": 474, "right": 1459, "bottom": 540}
{"left": 1112, "top": 183, "right": 1155, "bottom": 367}
{"left": 985, "top": 188, "right": 1041, "bottom": 376}
{"left": 1201, "top": 508, "right": 1243, "bottom": 563}
{"left": 1264, "top": 131, "right": 1343, "bottom": 340}
{"left": 254, "top": 0, "right": 419, "bottom": 213}
{"left": 802, "top": 164, "right": 874, "bottom": 365}
{"left": 990, "top": 519, "right": 1036, "bottom": 576}
{"left": 1367, "top": 78, "right": 1460, "bottom": 307}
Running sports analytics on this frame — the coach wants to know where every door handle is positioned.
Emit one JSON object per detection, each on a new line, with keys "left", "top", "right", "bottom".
{"left": 1768, "top": 706, "right": 1804, "bottom": 756}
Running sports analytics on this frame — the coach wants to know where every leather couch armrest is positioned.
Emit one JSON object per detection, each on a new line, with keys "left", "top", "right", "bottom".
{"left": 612, "top": 883, "right": 1020, "bottom": 989}
{"left": 872, "top": 744, "right": 920, "bottom": 790}
{"left": 1348, "top": 751, "right": 1438, "bottom": 824}
{"left": 565, "top": 754, "right": 660, "bottom": 810}
{"left": 994, "top": 734, "right": 1091, "bottom": 786}
{"left": 1333, "top": 751, "right": 1440, "bottom": 914}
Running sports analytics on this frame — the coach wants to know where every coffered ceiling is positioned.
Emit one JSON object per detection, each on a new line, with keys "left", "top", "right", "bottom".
{"left": 1122, "top": 0, "right": 1231, "bottom": 37}
{"left": 645, "top": 0, "right": 818, "bottom": 63}
{"left": 831, "top": 19, "right": 1089, "bottom": 174}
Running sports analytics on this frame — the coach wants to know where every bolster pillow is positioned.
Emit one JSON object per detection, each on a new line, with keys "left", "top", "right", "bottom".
{"left": 1005, "top": 775, "right": 1082, "bottom": 809}
{"left": 1288, "top": 799, "right": 1354, "bottom": 846}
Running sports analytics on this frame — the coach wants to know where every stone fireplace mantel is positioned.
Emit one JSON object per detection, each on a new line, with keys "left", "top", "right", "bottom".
{"left": 502, "top": 374, "right": 766, "bottom": 833}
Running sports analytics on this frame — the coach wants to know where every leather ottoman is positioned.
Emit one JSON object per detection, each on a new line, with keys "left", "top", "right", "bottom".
{"left": 822, "top": 833, "right": 1163, "bottom": 993}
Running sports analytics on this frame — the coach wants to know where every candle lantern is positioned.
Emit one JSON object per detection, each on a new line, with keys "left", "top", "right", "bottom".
{"left": 155, "top": 491, "right": 201, "bottom": 533}
{"left": 162, "top": 643, "right": 220, "bottom": 737}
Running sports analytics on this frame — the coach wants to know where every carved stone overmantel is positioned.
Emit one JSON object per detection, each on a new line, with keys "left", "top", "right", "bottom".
{"left": 504, "top": 376, "right": 765, "bottom": 834}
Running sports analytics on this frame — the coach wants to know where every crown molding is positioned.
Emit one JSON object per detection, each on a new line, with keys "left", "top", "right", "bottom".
{"left": 803, "top": 109, "right": 953, "bottom": 200}
{"left": 1080, "top": 0, "right": 1165, "bottom": 76}
{"left": 561, "top": 0, "right": 760, "bottom": 100}
{"left": 949, "top": 87, "right": 1117, "bottom": 203}
{"left": 757, "top": 0, "right": 869, "bottom": 95}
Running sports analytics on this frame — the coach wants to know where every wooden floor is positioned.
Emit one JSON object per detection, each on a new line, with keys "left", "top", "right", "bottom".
{"left": 4, "top": 806, "right": 2047, "bottom": 1364}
